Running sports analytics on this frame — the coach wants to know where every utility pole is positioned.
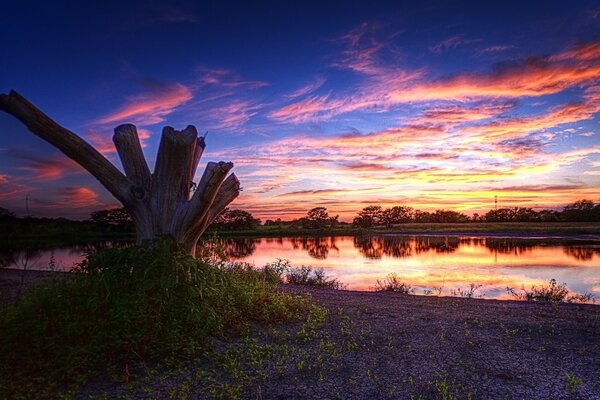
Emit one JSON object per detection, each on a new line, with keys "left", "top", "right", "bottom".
{"left": 25, "top": 194, "right": 30, "bottom": 218}
{"left": 494, "top": 195, "right": 498, "bottom": 211}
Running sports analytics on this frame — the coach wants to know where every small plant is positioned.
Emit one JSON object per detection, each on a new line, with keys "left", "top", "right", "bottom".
{"left": 433, "top": 372, "right": 457, "bottom": 400}
{"left": 375, "top": 273, "right": 415, "bottom": 294}
{"left": 451, "top": 284, "right": 483, "bottom": 298}
{"left": 565, "top": 372, "right": 582, "bottom": 395}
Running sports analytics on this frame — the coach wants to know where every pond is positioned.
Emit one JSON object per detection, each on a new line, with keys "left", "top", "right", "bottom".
{"left": 3, "top": 235, "right": 600, "bottom": 300}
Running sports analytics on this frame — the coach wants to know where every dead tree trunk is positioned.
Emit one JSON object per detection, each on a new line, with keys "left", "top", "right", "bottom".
{"left": 0, "top": 90, "right": 240, "bottom": 256}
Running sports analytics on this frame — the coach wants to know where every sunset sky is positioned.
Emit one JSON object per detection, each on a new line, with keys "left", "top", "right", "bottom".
{"left": 1, "top": 1, "right": 600, "bottom": 220}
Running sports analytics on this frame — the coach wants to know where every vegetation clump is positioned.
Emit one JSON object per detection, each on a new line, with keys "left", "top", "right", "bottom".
{"left": 264, "top": 258, "right": 345, "bottom": 289}
{"left": 507, "top": 279, "right": 594, "bottom": 304}
{"left": 375, "top": 272, "right": 415, "bottom": 294}
{"left": 0, "top": 238, "right": 310, "bottom": 398}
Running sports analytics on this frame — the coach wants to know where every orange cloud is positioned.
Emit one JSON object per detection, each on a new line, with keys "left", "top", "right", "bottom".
{"left": 15, "top": 152, "right": 83, "bottom": 181}
{"left": 60, "top": 187, "right": 99, "bottom": 208}
{"left": 270, "top": 38, "right": 600, "bottom": 123}
{"left": 96, "top": 81, "right": 192, "bottom": 126}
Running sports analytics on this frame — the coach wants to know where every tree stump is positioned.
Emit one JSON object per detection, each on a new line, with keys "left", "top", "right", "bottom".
{"left": 0, "top": 90, "right": 240, "bottom": 255}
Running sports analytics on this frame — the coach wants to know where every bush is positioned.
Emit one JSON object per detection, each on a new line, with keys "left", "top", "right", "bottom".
{"left": 0, "top": 238, "right": 309, "bottom": 398}
{"left": 507, "top": 279, "right": 595, "bottom": 304}
{"left": 375, "top": 273, "right": 415, "bottom": 294}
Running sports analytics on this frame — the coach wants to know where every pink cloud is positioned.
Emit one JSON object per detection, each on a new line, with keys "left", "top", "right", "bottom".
{"left": 284, "top": 76, "right": 327, "bottom": 99}
{"left": 59, "top": 187, "right": 99, "bottom": 208}
{"left": 15, "top": 152, "right": 84, "bottom": 181}
{"left": 270, "top": 36, "right": 600, "bottom": 123}
{"left": 96, "top": 81, "right": 192, "bottom": 126}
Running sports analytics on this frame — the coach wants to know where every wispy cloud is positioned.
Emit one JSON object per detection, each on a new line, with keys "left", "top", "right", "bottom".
{"left": 96, "top": 80, "right": 192, "bottom": 126}
{"left": 13, "top": 151, "right": 83, "bottom": 181}
{"left": 284, "top": 76, "right": 327, "bottom": 100}
{"left": 429, "top": 35, "right": 480, "bottom": 54}
{"left": 270, "top": 32, "right": 600, "bottom": 123}
{"left": 58, "top": 187, "right": 99, "bottom": 208}
{"left": 184, "top": 67, "right": 268, "bottom": 132}
{"left": 475, "top": 45, "right": 516, "bottom": 56}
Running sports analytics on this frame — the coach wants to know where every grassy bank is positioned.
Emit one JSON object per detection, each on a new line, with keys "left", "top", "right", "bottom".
{"left": 0, "top": 239, "right": 315, "bottom": 399}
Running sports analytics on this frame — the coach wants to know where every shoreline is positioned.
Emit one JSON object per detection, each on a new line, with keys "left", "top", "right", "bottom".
{"left": 2, "top": 268, "right": 598, "bottom": 307}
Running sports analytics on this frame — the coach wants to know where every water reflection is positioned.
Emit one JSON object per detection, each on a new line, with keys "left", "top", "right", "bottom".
{"left": 3, "top": 235, "right": 600, "bottom": 300}
{"left": 353, "top": 236, "right": 462, "bottom": 259}
{"left": 290, "top": 237, "right": 339, "bottom": 259}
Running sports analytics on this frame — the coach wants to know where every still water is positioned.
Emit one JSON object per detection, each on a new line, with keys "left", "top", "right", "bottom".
{"left": 3, "top": 235, "right": 600, "bottom": 300}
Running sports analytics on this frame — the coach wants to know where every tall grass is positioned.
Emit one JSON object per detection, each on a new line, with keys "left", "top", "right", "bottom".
{"left": 0, "top": 238, "right": 310, "bottom": 398}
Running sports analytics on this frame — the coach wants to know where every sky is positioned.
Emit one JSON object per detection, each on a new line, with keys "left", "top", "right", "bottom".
{"left": 1, "top": 0, "right": 600, "bottom": 221}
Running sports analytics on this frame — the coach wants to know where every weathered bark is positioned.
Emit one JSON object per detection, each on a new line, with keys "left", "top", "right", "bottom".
{"left": 0, "top": 90, "right": 240, "bottom": 255}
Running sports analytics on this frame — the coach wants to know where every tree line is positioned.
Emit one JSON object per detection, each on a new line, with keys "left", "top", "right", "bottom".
{"left": 267, "top": 199, "right": 600, "bottom": 229}
{"left": 1, "top": 199, "right": 599, "bottom": 236}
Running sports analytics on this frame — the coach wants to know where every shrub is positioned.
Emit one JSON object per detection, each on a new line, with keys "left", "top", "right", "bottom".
{"left": 285, "top": 265, "right": 345, "bottom": 289}
{"left": 375, "top": 273, "right": 415, "bottom": 294}
{"left": 506, "top": 279, "right": 595, "bottom": 304}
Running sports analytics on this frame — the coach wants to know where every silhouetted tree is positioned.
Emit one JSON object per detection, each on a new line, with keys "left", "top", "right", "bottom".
{"left": 353, "top": 205, "right": 383, "bottom": 227}
{"left": 381, "top": 206, "right": 414, "bottom": 226}
{"left": 561, "top": 199, "right": 599, "bottom": 221}
{"left": 305, "top": 207, "right": 338, "bottom": 229}
{"left": 211, "top": 208, "right": 261, "bottom": 230}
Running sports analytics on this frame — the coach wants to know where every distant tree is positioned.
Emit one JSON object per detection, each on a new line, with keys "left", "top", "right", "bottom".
{"left": 430, "top": 210, "right": 470, "bottom": 223}
{"left": 485, "top": 207, "right": 541, "bottom": 222}
{"left": 512, "top": 207, "right": 539, "bottom": 222}
{"left": 471, "top": 213, "right": 483, "bottom": 222}
{"left": 211, "top": 208, "right": 261, "bottom": 230}
{"left": 305, "top": 207, "right": 338, "bottom": 229}
{"left": 561, "top": 199, "right": 599, "bottom": 221}
{"left": 89, "top": 207, "right": 133, "bottom": 227}
{"left": 353, "top": 205, "right": 383, "bottom": 228}
{"left": 381, "top": 206, "right": 414, "bottom": 226}
{"left": 537, "top": 209, "right": 559, "bottom": 222}
{"left": 485, "top": 208, "right": 516, "bottom": 222}
{"left": 264, "top": 218, "right": 283, "bottom": 227}
{"left": 414, "top": 210, "right": 433, "bottom": 223}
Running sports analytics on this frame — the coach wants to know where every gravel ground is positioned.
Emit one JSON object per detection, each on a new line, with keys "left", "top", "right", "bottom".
{"left": 77, "top": 285, "right": 600, "bottom": 400}
{"left": 3, "top": 270, "right": 600, "bottom": 399}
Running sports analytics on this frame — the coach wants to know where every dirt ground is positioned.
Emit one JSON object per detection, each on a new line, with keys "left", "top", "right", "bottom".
{"left": 3, "top": 270, "right": 600, "bottom": 399}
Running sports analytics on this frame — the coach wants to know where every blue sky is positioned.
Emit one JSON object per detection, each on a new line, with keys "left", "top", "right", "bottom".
{"left": 1, "top": 0, "right": 600, "bottom": 220}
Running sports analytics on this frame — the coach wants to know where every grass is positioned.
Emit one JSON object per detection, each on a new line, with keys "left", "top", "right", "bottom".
{"left": 0, "top": 238, "right": 313, "bottom": 399}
